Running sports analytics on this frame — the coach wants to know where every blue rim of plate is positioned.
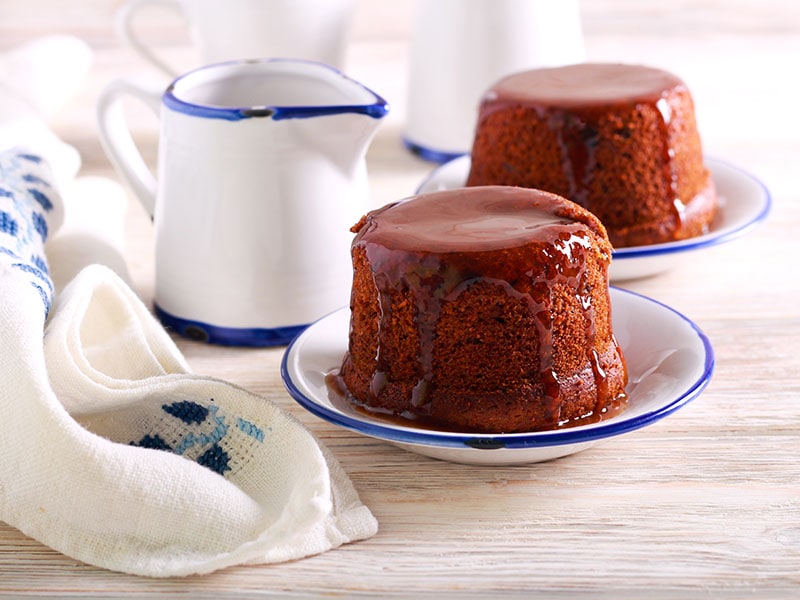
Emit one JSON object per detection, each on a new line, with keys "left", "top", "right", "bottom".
{"left": 280, "top": 287, "right": 715, "bottom": 450}
{"left": 402, "top": 138, "right": 467, "bottom": 164}
{"left": 415, "top": 155, "right": 771, "bottom": 262}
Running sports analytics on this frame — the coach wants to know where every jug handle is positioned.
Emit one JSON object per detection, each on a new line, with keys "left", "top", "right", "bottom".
{"left": 116, "top": 0, "right": 185, "bottom": 78}
{"left": 96, "top": 78, "right": 162, "bottom": 218}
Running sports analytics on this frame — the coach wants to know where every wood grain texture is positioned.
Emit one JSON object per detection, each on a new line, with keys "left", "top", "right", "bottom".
{"left": 1, "top": 0, "right": 799, "bottom": 596}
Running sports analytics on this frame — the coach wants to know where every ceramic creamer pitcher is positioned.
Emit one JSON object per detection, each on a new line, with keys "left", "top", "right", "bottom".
{"left": 97, "top": 58, "right": 388, "bottom": 346}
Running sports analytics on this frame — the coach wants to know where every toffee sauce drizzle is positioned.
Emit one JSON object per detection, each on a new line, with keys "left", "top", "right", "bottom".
{"left": 343, "top": 187, "right": 620, "bottom": 431}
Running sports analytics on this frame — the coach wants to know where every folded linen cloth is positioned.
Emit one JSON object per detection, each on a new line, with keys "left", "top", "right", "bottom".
{"left": 0, "top": 147, "right": 377, "bottom": 577}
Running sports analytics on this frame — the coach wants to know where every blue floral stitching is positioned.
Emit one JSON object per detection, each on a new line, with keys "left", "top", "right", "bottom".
{"left": 12, "top": 262, "right": 53, "bottom": 291}
{"left": 30, "top": 282, "right": 51, "bottom": 314}
{"left": 129, "top": 401, "right": 266, "bottom": 477}
{"left": 162, "top": 400, "right": 209, "bottom": 424}
{"left": 196, "top": 444, "right": 231, "bottom": 475}
{"left": 0, "top": 210, "right": 18, "bottom": 236}
{"left": 1, "top": 149, "right": 55, "bottom": 317}
{"left": 132, "top": 434, "right": 172, "bottom": 451}
{"left": 31, "top": 212, "right": 48, "bottom": 241}
{"left": 22, "top": 173, "right": 49, "bottom": 186}
{"left": 236, "top": 418, "right": 265, "bottom": 442}
{"left": 173, "top": 404, "right": 228, "bottom": 455}
{"left": 30, "top": 254, "right": 49, "bottom": 274}
{"left": 27, "top": 188, "right": 53, "bottom": 212}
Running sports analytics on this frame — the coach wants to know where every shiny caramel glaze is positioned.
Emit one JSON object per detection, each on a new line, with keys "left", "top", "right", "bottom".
{"left": 467, "top": 63, "right": 717, "bottom": 248}
{"left": 339, "top": 186, "right": 628, "bottom": 433}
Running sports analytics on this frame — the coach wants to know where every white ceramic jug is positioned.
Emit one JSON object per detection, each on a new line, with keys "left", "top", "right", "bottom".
{"left": 97, "top": 59, "right": 388, "bottom": 346}
{"left": 404, "top": 0, "right": 585, "bottom": 163}
{"left": 117, "top": 0, "right": 354, "bottom": 77}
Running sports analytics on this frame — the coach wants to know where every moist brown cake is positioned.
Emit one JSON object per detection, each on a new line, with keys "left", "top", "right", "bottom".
{"left": 466, "top": 63, "right": 717, "bottom": 248}
{"left": 338, "top": 186, "right": 628, "bottom": 434}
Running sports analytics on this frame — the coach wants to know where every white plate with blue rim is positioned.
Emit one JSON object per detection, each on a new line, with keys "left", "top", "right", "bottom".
{"left": 281, "top": 287, "right": 714, "bottom": 465}
{"left": 416, "top": 155, "right": 771, "bottom": 282}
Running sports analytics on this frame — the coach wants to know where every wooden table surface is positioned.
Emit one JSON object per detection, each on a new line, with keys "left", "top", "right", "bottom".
{"left": 1, "top": 0, "right": 799, "bottom": 597}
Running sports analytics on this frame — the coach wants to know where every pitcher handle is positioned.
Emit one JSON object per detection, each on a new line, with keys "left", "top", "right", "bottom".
{"left": 96, "top": 78, "right": 162, "bottom": 218}
{"left": 116, "top": 0, "right": 186, "bottom": 78}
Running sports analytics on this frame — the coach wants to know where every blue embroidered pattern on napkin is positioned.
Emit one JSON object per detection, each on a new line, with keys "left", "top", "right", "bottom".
{"left": 131, "top": 400, "right": 268, "bottom": 476}
{"left": 0, "top": 150, "right": 57, "bottom": 315}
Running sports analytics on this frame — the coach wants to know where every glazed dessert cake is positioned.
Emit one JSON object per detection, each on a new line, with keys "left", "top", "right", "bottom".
{"left": 337, "top": 186, "right": 628, "bottom": 434}
{"left": 466, "top": 62, "right": 717, "bottom": 248}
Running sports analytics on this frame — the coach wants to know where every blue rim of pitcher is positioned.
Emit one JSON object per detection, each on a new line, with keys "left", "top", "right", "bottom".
{"left": 163, "top": 58, "right": 390, "bottom": 122}
{"left": 403, "top": 137, "right": 466, "bottom": 164}
{"left": 154, "top": 304, "right": 307, "bottom": 347}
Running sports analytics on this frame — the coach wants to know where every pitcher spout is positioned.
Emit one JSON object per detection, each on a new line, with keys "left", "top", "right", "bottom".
{"left": 269, "top": 59, "right": 388, "bottom": 178}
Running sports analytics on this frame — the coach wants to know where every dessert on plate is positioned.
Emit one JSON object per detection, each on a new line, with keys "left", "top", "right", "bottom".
{"left": 466, "top": 62, "right": 717, "bottom": 248}
{"left": 337, "top": 185, "right": 628, "bottom": 433}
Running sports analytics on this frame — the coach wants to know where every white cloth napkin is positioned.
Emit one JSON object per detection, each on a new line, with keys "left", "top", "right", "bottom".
{"left": 0, "top": 144, "right": 377, "bottom": 576}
